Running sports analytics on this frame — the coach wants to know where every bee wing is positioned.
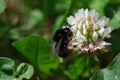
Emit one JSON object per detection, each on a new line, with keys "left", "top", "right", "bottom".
{"left": 55, "top": 39, "right": 62, "bottom": 53}
{"left": 51, "top": 39, "right": 63, "bottom": 57}
{"left": 51, "top": 42, "right": 57, "bottom": 55}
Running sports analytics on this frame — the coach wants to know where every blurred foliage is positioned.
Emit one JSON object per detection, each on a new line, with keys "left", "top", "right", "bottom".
{"left": 109, "top": 10, "right": 120, "bottom": 29}
{"left": 0, "top": 0, "right": 120, "bottom": 80}
{"left": 90, "top": 53, "right": 120, "bottom": 80}
{"left": 0, "top": 57, "right": 34, "bottom": 80}
{"left": 12, "top": 36, "right": 60, "bottom": 75}
{"left": 16, "top": 63, "right": 34, "bottom": 80}
{"left": 0, "top": 0, "right": 6, "bottom": 14}
{"left": 0, "top": 57, "right": 15, "bottom": 80}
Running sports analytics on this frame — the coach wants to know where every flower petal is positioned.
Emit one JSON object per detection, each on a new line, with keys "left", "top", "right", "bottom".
{"left": 67, "top": 16, "right": 76, "bottom": 25}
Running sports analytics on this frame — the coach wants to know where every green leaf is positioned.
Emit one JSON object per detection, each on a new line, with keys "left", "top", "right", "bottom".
{"left": 109, "top": 10, "right": 120, "bottom": 29}
{"left": 0, "top": 0, "right": 6, "bottom": 14}
{"left": 0, "top": 57, "right": 15, "bottom": 80}
{"left": 12, "top": 35, "right": 60, "bottom": 75}
{"left": 16, "top": 63, "right": 34, "bottom": 80}
{"left": 90, "top": 53, "right": 120, "bottom": 80}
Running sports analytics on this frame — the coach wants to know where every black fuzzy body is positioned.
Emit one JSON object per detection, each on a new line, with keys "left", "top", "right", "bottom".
{"left": 53, "top": 28, "right": 73, "bottom": 58}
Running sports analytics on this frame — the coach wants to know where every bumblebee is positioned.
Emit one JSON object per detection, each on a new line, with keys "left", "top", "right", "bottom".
{"left": 53, "top": 28, "right": 73, "bottom": 58}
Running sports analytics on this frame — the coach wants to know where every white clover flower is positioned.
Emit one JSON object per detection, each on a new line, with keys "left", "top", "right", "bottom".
{"left": 67, "top": 8, "right": 113, "bottom": 53}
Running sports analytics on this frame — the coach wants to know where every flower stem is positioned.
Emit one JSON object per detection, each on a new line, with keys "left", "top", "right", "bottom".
{"left": 54, "top": 0, "right": 75, "bottom": 32}
{"left": 86, "top": 55, "right": 92, "bottom": 76}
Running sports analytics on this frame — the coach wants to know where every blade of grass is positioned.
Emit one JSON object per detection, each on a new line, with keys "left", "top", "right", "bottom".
{"left": 53, "top": 0, "right": 75, "bottom": 34}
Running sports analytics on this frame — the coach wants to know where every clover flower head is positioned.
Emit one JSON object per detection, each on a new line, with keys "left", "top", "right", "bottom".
{"left": 66, "top": 8, "right": 113, "bottom": 53}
